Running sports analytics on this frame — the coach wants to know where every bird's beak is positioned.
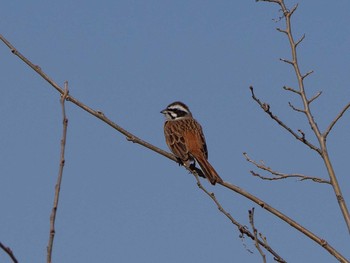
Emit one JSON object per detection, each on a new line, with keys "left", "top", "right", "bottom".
{"left": 160, "top": 109, "right": 167, "bottom": 114}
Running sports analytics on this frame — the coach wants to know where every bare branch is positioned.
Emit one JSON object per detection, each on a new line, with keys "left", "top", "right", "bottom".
{"left": 47, "top": 82, "right": 69, "bottom": 263}
{"left": 243, "top": 153, "right": 330, "bottom": 184}
{"left": 289, "top": 4, "right": 299, "bottom": 16}
{"left": 324, "top": 101, "right": 350, "bottom": 138}
{"left": 256, "top": 0, "right": 281, "bottom": 4}
{"left": 221, "top": 181, "right": 348, "bottom": 262}
{"left": 0, "top": 242, "right": 18, "bottom": 263}
{"left": 308, "top": 91, "right": 322, "bottom": 104}
{"left": 283, "top": 86, "right": 300, "bottom": 95}
{"left": 0, "top": 34, "right": 177, "bottom": 164}
{"left": 302, "top": 70, "right": 314, "bottom": 80}
{"left": 276, "top": 28, "right": 287, "bottom": 34}
{"left": 288, "top": 102, "right": 306, "bottom": 113}
{"left": 249, "top": 208, "right": 266, "bottom": 263}
{"left": 279, "top": 57, "right": 293, "bottom": 65}
{"left": 295, "top": 34, "right": 305, "bottom": 47}
{"left": 249, "top": 86, "right": 321, "bottom": 154}
{"left": 193, "top": 173, "right": 286, "bottom": 262}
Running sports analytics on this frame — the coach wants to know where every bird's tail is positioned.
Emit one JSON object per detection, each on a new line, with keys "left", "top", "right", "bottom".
{"left": 195, "top": 156, "right": 223, "bottom": 185}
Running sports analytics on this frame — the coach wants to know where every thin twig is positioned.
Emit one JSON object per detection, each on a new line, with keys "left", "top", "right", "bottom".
{"left": 0, "top": 242, "right": 18, "bottom": 263}
{"left": 283, "top": 86, "right": 300, "bottom": 95}
{"left": 288, "top": 102, "right": 306, "bottom": 113}
{"left": 324, "top": 101, "right": 350, "bottom": 138}
{"left": 295, "top": 34, "right": 305, "bottom": 47}
{"left": 244, "top": 153, "right": 330, "bottom": 184}
{"left": 308, "top": 91, "right": 322, "bottom": 104}
{"left": 249, "top": 208, "right": 266, "bottom": 263}
{"left": 47, "top": 82, "right": 69, "bottom": 263}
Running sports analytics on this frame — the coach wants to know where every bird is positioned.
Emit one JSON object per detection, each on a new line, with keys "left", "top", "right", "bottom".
{"left": 161, "top": 101, "right": 223, "bottom": 185}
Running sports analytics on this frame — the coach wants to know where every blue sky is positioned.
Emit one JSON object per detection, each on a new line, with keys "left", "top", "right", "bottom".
{"left": 1, "top": 1, "right": 350, "bottom": 262}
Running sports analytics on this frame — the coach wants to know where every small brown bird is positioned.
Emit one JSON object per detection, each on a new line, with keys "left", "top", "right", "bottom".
{"left": 161, "top": 101, "right": 223, "bottom": 185}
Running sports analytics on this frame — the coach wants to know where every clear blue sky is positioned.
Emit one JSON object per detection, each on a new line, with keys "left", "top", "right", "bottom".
{"left": 1, "top": 1, "right": 349, "bottom": 262}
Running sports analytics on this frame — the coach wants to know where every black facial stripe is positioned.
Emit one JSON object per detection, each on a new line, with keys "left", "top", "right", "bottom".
{"left": 172, "top": 108, "right": 188, "bottom": 117}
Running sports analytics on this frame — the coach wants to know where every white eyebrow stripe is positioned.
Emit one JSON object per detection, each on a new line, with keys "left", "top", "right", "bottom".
{"left": 168, "top": 105, "right": 188, "bottom": 113}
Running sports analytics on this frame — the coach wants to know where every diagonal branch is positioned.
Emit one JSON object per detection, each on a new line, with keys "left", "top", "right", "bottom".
{"left": 0, "top": 34, "right": 176, "bottom": 165}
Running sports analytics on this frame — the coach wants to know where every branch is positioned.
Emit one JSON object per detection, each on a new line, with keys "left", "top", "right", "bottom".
{"left": 0, "top": 242, "right": 18, "bottom": 263}
{"left": 243, "top": 153, "right": 330, "bottom": 184}
{"left": 288, "top": 102, "right": 305, "bottom": 113}
{"left": 295, "top": 34, "right": 305, "bottom": 47}
{"left": 249, "top": 86, "right": 321, "bottom": 154}
{"left": 308, "top": 91, "right": 322, "bottom": 104}
{"left": 324, "top": 101, "right": 350, "bottom": 138}
{"left": 283, "top": 85, "right": 300, "bottom": 95}
{"left": 302, "top": 70, "right": 314, "bottom": 80}
{"left": 193, "top": 172, "right": 285, "bottom": 262}
{"left": 0, "top": 34, "right": 176, "bottom": 165}
{"left": 47, "top": 82, "right": 69, "bottom": 263}
{"left": 249, "top": 208, "right": 266, "bottom": 263}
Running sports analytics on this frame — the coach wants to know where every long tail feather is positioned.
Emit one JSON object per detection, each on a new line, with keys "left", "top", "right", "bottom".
{"left": 195, "top": 156, "right": 223, "bottom": 185}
